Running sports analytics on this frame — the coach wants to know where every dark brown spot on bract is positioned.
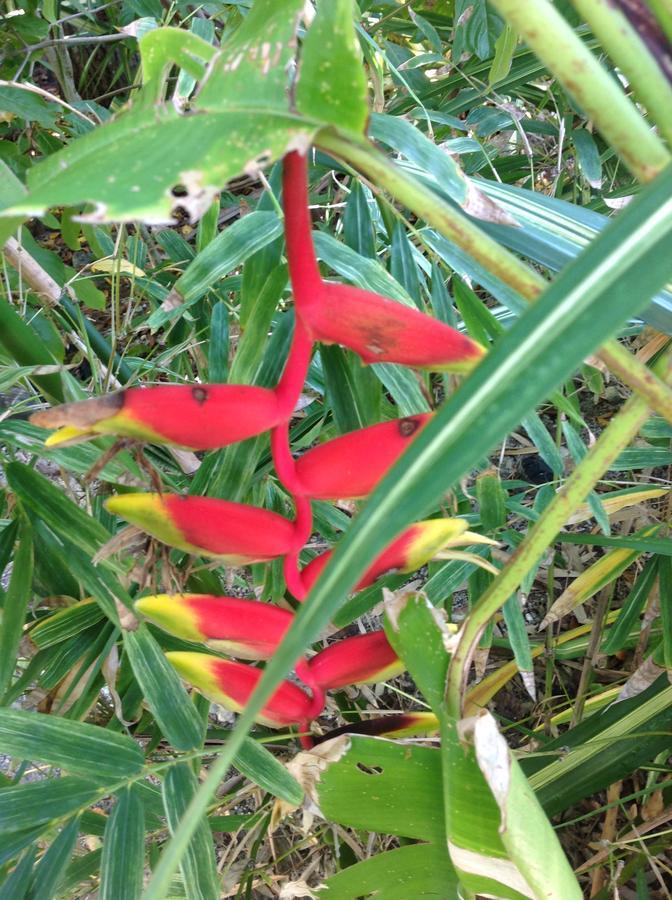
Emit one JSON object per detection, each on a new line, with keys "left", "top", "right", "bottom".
{"left": 192, "top": 386, "right": 208, "bottom": 404}
{"left": 398, "top": 417, "right": 420, "bottom": 438}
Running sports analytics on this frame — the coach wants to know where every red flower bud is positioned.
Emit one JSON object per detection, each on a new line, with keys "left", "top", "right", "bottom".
{"left": 298, "top": 282, "right": 485, "bottom": 372}
{"left": 30, "top": 384, "right": 281, "bottom": 450}
{"left": 315, "top": 711, "right": 440, "bottom": 744}
{"left": 135, "top": 593, "right": 295, "bottom": 660}
{"left": 166, "top": 651, "right": 316, "bottom": 727}
{"left": 105, "top": 494, "right": 295, "bottom": 563}
{"left": 301, "top": 518, "right": 489, "bottom": 593}
{"left": 294, "top": 414, "right": 432, "bottom": 499}
{"left": 307, "top": 631, "right": 403, "bottom": 690}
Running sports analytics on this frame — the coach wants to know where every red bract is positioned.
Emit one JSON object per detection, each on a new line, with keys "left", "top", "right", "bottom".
{"left": 166, "top": 652, "right": 315, "bottom": 727}
{"left": 301, "top": 518, "right": 476, "bottom": 594}
{"left": 307, "top": 631, "right": 403, "bottom": 690}
{"left": 105, "top": 494, "right": 295, "bottom": 563}
{"left": 294, "top": 414, "right": 432, "bottom": 499}
{"left": 134, "top": 593, "right": 294, "bottom": 660}
{"left": 30, "top": 384, "right": 281, "bottom": 450}
{"left": 298, "top": 282, "right": 485, "bottom": 373}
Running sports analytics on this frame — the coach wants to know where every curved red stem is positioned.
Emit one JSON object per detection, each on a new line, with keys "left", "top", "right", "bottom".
{"left": 274, "top": 315, "right": 313, "bottom": 418}
{"left": 282, "top": 150, "right": 322, "bottom": 306}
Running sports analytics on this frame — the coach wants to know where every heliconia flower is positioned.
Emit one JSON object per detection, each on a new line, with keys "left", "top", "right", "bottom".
{"left": 301, "top": 518, "right": 495, "bottom": 593}
{"left": 297, "top": 282, "right": 485, "bottom": 373}
{"left": 29, "top": 384, "right": 282, "bottom": 450}
{"left": 104, "top": 494, "right": 295, "bottom": 563}
{"left": 307, "top": 631, "right": 404, "bottom": 690}
{"left": 166, "top": 651, "right": 316, "bottom": 727}
{"left": 314, "top": 712, "right": 440, "bottom": 744}
{"left": 135, "top": 593, "right": 295, "bottom": 660}
{"left": 294, "top": 414, "right": 433, "bottom": 500}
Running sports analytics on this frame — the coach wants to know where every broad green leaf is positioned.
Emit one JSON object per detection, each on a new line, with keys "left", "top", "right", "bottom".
{"left": 321, "top": 842, "right": 459, "bottom": 899}
{"left": 3, "top": 106, "right": 315, "bottom": 225}
{"left": 195, "top": 0, "right": 304, "bottom": 113}
{"left": 208, "top": 300, "right": 229, "bottom": 383}
{"left": 29, "top": 814, "right": 80, "bottom": 900}
{"left": 442, "top": 715, "right": 529, "bottom": 900}
{"left": 0, "top": 519, "right": 32, "bottom": 700}
{"left": 99, "top": 788, "right": 144, "bottom": 900}
{"left": 0, "top": 708, "right": 144, "bottom": 782}
{"left": 309, "top": 736, "right": 445, "bottom": 842}
{"left": 0, "top": 778, "right": 101, "bottom": 835}
{"left": 163, "top": 764, "right": 220, "bottom": 900}
{"left": 384, "top": 591, "right": 451, "bottom": 712}
{"left": 123, "top": 625, "right": 204, "bottom": 751}
{"left": 0, "top": 298, "right": 64, "bottom": 401}
{"left": 296, "top": 0, "right": 368, "bottom": 134}
{"left": 471, "top": 712, "right": 581, "bottom": 898}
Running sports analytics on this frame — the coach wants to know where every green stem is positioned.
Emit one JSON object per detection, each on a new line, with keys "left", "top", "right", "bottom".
{"left": 571, "top": 0, "right": 672, "bottom": 146}
{"left": 318, "top": 130, "right": 547, "bottom": 301}
{"left": 647, "top": 0, "right": 672, "bottom": 45}
{"left": 445, "top": 348, "right": 672, "bottom": 717}
{"left": 318, "top": 130, "right": 672, "bottom": 426}
{"left": 489, "top": 0, "right": 670, "bottom": 182}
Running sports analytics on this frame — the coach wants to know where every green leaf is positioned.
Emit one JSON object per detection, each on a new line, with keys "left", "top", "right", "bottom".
{"left": 0, "top": 519, "right": 33, "bottom": 701}
{"left": 0, "top": 708, "right": 144, "bottom": 782}
{"left": 99, "top": 788, "right": 145, "bottom": 900}
{"left": 572, "top": 128, "right": 603, "bottom": 188}
{"left": 469, "top": 712, "right": 581, "bottom": 898}
{"left": 4, "top": 106, "right": 315, "bottom": 225}
{"left": 163, "top": 764, "right": 220, "bottom": 900}
{"left": 0, "top": 847, "right": 36, "bottom": 900}
{"left": 148, "top": 211, "right": 283, "bottom": 328}
{"left": 123, "top": 625, "right": 204, "bottom": 751}
{"left": 0, "top": 778, "right": 101, "bottom": 835}
{"left": 195, "top": 0, "right": 304, "bottom": 113}
{"left": 313, "top": 736, "right": 445, "bottom": 842}
{"left": 489, "top": 23, "right": 518, "bottom": 85}
{"left": 343, "top": 180, "right": 376, "bottom": 258}
{"left": 321, "top": 842, "right": 459, "bottom": 899}
{"left": 369, "top": 113, "right": 469, "bottom": 206}
{"left": 390, "top": 221, "right": 422, "bottom": 306}
{"left": 28, "top": 815, "right": 80, "bottom": 900}
{"left": 208, "top": 300, "right": 229, "bottom": 383}
{"left": 6, "top": 463, "right": 110, "bottom": 560}
{"left": 234, "top": 738, "right": 303, "bottom": 806}
{"left": 296, "top": 0, "right": 368, "bottom": 134}
{"left": 30, "top": 600, "right": 105, "bottom": 649}
{"left": 384, "top": 591, "right": 450, "bottom": 712}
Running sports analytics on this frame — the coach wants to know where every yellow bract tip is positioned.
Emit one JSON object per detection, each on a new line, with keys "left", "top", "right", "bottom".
{"left": 44, "top": 425, "right": 95, "bottom": 447}
{"left": 135, "top": 594, "right": 203, "bottom": 643}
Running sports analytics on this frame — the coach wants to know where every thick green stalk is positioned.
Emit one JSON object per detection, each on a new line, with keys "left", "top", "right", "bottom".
{"left": 318, "top": 131, "right": 672, "bottom": 425}
{"left": 570, "top": 0, "right": 672, "bottom": 145}
{"left": 319, "top": 131, "right": 547, "bottom": 301}
{"left": 445, "top": 348, "right": 672, "bottom": 716}
{"left": 488, "top": 0, "right": 670, "bottom": 182}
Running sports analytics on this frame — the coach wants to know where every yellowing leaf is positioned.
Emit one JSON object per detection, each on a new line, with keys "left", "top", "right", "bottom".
{"left": 565, "top": 487, "right": 668, "bottom": 525}
{"left": 540, "top": 525, "right": 659, "bottom": 630}
{"left": 90, "top": 258, "right": 146, "bottom": 277}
